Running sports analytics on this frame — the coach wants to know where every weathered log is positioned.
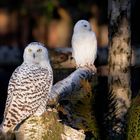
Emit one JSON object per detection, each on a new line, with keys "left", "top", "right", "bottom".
{"left": 15, "top": 109, "right": 86, "bottom": 140}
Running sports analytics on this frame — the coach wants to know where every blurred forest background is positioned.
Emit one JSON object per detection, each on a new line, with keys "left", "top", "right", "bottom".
{"left": 0, "top": 0, "right": 108, "bottom": 123}
{"left": 0, "top": 0, "right": 140, "bottom": 137}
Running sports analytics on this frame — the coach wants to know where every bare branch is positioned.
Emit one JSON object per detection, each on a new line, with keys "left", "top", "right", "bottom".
{"left": 49, "top": 66, "right": 95, "bottom": 104}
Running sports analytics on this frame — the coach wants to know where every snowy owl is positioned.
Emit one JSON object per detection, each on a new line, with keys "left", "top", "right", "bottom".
{"left": 1, "top": 42, "right": 53, "bottom": 132}
{"left": 72, "top": 20, "right": 97, "bottom": 71}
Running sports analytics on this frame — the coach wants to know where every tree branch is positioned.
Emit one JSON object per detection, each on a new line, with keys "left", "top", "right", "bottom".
{"left": 49, "top": 67, "right": 95, "bottom": 103}
{"left": 106, "top": 0, "right": 131, "bottom": 138}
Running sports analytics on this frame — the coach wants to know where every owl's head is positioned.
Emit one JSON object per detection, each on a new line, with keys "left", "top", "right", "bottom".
{"left": 23, "top": 42, "right": 50, "bottom": 66}
{"left": 73, "top": 20, "right": 92, "bottom": 33}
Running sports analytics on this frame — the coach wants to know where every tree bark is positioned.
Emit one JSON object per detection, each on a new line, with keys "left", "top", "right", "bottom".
{"left": 107, "top": 0, "right": 131, "bottom": 138}
{"left": 15, "top": 110, "right": 86, "bottom": 140}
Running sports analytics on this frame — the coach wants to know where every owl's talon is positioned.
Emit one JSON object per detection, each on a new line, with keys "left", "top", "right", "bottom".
{"left": 92, "top": 65, "right": 97, "bottom": 73}
{"left": 88, "top": 64, "right": 97, "bottom": 73}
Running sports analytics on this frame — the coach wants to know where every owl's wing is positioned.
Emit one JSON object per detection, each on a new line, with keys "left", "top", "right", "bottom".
{"left": 71, "top": 33, "right": 80, "bottom": 62}
{"left": 3, "top": 66, "right": 21, "bottom": 119}
{"left": 90, "top": 32, "right": 97, "bottom": 60}
{"left": 71, "top": 35, "right": 75, "bottom": 59}
{"left": 2, "top": 64, "right": 53, "bottom": 131}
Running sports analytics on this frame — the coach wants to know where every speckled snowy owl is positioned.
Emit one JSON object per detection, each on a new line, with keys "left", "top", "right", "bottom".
{"left": 72, "top": 20, "right": 97, "bottom": 70}
{"left": 1, "top": 42, "right": 53, "bottom": 132}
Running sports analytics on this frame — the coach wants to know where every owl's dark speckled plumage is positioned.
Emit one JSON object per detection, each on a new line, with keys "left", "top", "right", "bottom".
{"left": 1, "top": 42, "right": 53, "bottom": 132}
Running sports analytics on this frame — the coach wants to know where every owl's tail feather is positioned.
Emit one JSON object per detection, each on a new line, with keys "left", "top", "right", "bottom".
{"left": 1, "top": 120, "right": 14, "bottom": 133}
{"left": 0, "top": 125, "right": 15, "bottom": 140}
{"left": 0, "top": 126, "right": 7, "bottom": 140}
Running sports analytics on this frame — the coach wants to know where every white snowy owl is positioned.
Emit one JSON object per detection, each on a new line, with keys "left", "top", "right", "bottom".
{"left": 72, "top": 20, "right": 97, "bottom": 70}
{"left": 1, "top": 42, "right": 53, "bottom": 132}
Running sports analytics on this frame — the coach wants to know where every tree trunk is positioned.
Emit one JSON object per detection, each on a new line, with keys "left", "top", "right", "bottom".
{"left": 107, "top": 0, "right": 131, "bottom": 138}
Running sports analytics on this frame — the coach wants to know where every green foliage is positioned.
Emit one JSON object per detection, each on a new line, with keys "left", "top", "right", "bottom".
{"left": 126, "top": 95, "right": 140, "bottom": 140}
{"left": 58, "top": 77, "right": 100, "bottom": 139}
{"left": 41, "top": 0, "right": 56, "bottom": 19}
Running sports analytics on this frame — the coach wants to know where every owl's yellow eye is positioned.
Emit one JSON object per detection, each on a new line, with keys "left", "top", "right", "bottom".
{"left": 37, "top": 49, "right": 42, "bottom": 52}
{"left": 28, "top": 49, "right": 32, "bottom": 52}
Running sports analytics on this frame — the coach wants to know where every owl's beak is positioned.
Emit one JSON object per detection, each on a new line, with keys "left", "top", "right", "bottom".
{"left": 33, "top": 53, "right": 35, "bottom": 59}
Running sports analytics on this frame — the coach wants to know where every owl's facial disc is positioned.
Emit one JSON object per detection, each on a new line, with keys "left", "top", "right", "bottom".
{"left": 82, "top": 23, "right": 91, "bottom": 31}
{"left": 24, "top": 42, "right": 49, "bottom": 65}
{"left": 74, "top": 20, "right": 92, "bottom": 32}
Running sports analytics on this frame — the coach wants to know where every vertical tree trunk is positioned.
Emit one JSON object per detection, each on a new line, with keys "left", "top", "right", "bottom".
{"left": 107, "top": 0, "right": 131, "bottom": 138}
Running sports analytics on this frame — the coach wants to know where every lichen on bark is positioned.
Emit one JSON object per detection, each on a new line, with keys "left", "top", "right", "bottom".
{"left": 15, "top": 109, "right": 86, "bottom": 140}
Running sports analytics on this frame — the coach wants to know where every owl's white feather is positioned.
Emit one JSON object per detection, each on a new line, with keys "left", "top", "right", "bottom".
{"left": 1, "top": 42, "right": 53, "bottom": 132}
{"left": 72, "top": 20, "right": 97, "bottom": 67}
